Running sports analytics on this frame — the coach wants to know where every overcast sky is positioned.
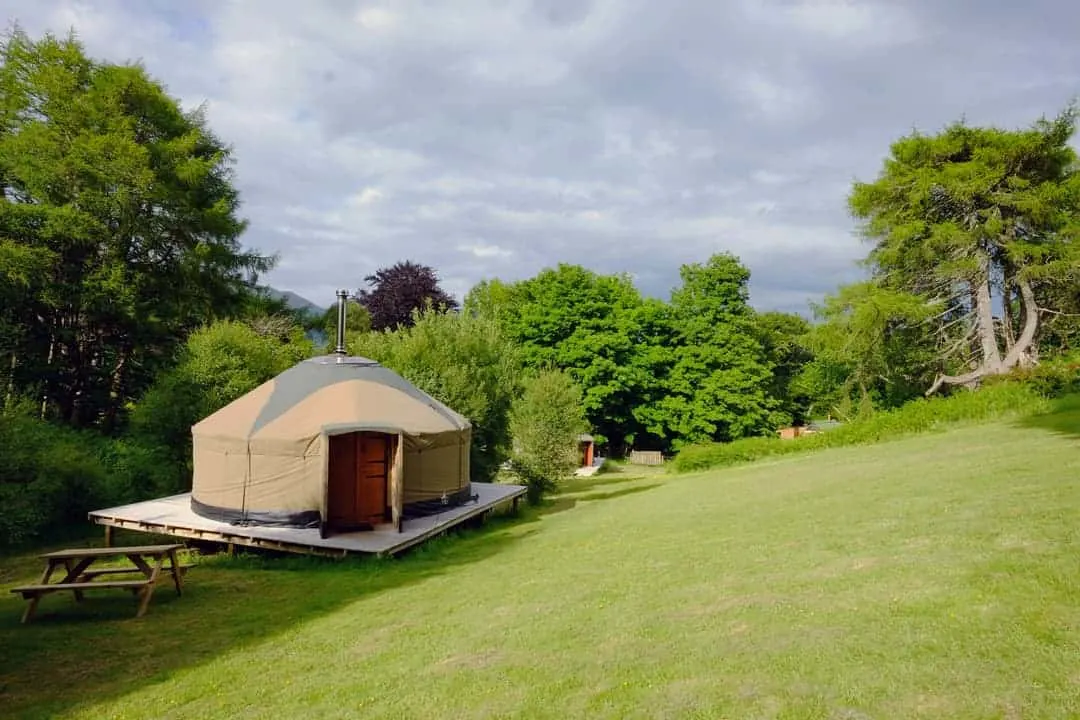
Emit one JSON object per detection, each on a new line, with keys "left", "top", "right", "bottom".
{"left": 4, "top": 1, "right": 1078, "bottom": 313}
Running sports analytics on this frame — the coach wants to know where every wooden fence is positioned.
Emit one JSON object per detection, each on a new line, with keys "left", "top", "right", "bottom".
{"left": 629, "top": 450, "right": 665, "bottom": 466}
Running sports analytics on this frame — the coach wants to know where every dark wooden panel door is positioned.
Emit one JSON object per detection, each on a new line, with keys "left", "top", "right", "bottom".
{"left": 356, "top": 433, "right": 388, "bottom": 524}
{"left": 327, "top": 432, "right": 389, "bottom": 529}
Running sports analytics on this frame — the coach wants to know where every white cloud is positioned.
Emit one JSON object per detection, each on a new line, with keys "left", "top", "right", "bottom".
{"left": 458, "top": 242, "right": 514, "bottom": 259}
{"left": 348, "top": 188, "right": 385, "bottom": 206}
{"left": 751, "top": 170, "right": 797, "bottom": 186}
{"left": 354, "top": 6, "right": 398, "bottom": 32}
{"left": 4, "top": 0, "right": 1078, "bottom": 314}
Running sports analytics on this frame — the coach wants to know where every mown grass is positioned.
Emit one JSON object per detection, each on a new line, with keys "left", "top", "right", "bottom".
{"left": 672, "top": 381, "right": 1051, "bottom": 473}
{"left": 2, "top": 399, "right": 1079, "bottom": 718}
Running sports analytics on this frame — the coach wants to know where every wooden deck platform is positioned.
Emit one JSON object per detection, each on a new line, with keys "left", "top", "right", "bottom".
{"left": 87, "top": 482, "right": 527, "bottom": 558}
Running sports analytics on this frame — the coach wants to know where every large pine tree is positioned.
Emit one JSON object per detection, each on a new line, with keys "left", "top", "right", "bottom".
{"left": 849, "top": 105, "right": 1080, "bottom": 394}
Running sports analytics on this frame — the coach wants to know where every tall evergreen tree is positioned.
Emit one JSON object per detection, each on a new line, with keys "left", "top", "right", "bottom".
{"left": 849, "top": 105, "right": 1080, "bottom": 394}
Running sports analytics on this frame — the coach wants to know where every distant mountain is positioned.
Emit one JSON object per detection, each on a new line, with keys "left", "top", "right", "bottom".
{"left": 263, "top": 287, "right": 326, "bottom": 316}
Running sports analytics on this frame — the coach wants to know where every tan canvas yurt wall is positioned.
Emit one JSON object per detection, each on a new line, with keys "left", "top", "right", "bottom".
{"left": 190, "top": 355, "right": 472, "bottom": 530}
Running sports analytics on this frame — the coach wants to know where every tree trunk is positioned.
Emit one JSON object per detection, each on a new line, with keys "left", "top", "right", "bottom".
{"left": 1002, "top": 276, "right": 1039, "bottom": 369}
{"left": 1001, "top": 271, "right": 1016, "bottom": 355}
{"left": 926, "top": 274, "right": 1040, "bottom": 396}
{"left": 2, "top": 352, "right": 14, "bottom": 409}
{"left": 974, "top": 259, "right": 1002, "bottom": 373}
{"left": 102, "top": 346, "right": 128, "bottom": 431}
{"left": 925, "top": 259, "right": 1002, "bottom": 397}
{"left": 40, "top": 333, "right": 55, "bottom": 420}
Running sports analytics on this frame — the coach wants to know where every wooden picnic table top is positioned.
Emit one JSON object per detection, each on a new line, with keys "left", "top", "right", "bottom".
{"left": 38, "top": 543, "right": 184, "bottom": 560}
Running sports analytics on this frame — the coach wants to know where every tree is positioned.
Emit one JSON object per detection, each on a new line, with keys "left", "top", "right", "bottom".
{"left": 351, "top": 308, "right": 520, "bottom": 482}
{"left": 795, "top": 282, "right": 938, "bottom": 419}
{"left": 310, "top": 298, "right": 371, "bottom": 341}
{"left": 0, "top": 28, "right": 271, "bottom": 428}
{"left": 508, "top": 370, "right": 589, "bottom": 504}
{"left": 465, "top": 264, "right": 668, "bottom": 453}
{"left": 849, "top": 105, "right": 1080, "bottom": 395}
{"left": 461, "top": 277, "right": 515, "bottom": 322}
{"left": 356, "top": 260, "right": 457, "bottom": 331}
{"left": 660, "top": 253, "right": 777, "bottom": 444}
{"left": 754, "top": 310, "right": 814, "bottom": 426}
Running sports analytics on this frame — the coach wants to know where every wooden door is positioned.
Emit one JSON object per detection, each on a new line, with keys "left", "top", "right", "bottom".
{"left": 356, "top": 432, "right": 388, "bottom": 524}
{"left": 327, "top": 432, "right": 389, "bottom": 530}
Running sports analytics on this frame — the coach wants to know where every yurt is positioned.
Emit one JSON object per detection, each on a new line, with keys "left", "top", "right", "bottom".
{"left": 189, "top": 295, "right": 473, "bottom": 536}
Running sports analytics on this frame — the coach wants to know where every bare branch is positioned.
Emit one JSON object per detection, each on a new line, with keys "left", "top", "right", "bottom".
{"left": 1039, "top": 308, "right": 1080, "bottom": 318}
{"left": 925, "top": 367, "right": 985, "bottom": 397}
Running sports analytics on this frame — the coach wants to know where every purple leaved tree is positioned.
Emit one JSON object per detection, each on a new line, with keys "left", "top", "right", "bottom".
{"left": 355, "top": 261, "right": 459, "bottom": 331}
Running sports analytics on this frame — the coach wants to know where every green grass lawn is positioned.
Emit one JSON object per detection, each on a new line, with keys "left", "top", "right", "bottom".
{"left": 2, "top": 403, "right": 1080, "bottom": 719}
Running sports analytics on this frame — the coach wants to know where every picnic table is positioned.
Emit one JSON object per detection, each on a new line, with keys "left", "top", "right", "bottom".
{"left": 9, "top": 543, "right": 190, "bottom": 623}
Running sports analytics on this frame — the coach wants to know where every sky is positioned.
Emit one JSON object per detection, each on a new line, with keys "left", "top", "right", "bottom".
{"left": 3, "top": 0, "right": 1078, "bottom": 314}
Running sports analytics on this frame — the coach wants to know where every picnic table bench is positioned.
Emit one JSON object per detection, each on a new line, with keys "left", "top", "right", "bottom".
{"left": 9, "top": 543, "right": 191, "bottom": 623}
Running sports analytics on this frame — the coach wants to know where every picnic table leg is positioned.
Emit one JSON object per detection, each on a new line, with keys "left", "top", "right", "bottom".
{"left": 167, "top": 549, "right": 184, "bottom": 597}
{"left": 131, "top": 553, "right": 165, "bottom": 618}
{"left": 63, "top": 559, "right": 86, "bottom": 603}
{"left": 57, "top": 557, "right": 97, "bottom": 603}
{"left": 22, "top": 560, "right": 62, "bottom": 623}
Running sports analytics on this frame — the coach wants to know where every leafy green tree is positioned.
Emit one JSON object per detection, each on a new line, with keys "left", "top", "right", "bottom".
{"left": 311, "top": 298, "right": 372, "bottom": 340}
{"left": 660, "top": 253, "right": 776, "bottom": 444}
{"left": 508, "top": 370, "right": 589, "bottom": 504}
{"left": 795, "top": 282, "right": 938, "bottom": 419}
{"left": 849, "top": 105, "right": 1080, "bottom": 394}
{"left": 462, "top": 278, "right": 515, "bottom": 322}
{"left": 754, "top": 310, "right": 814, "bottom": 426}
{"left": 465, "top": 264, "right": 667, "bottom": 453}
{"left": 351, "top": 309, "right": 520, "bottom": 482}
{"left": 0, "top": 28, "right": 271, "bottom": 428}
{"left": 623, "top": 297, "right": 678, "bottom": 447}
{"left": 0, "top": 404, "right": 110, "bottom": 549}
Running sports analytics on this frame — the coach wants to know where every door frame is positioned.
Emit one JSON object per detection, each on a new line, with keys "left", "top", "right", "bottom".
{"left": 321, "top": 429, "right": 395, "bottom": 536}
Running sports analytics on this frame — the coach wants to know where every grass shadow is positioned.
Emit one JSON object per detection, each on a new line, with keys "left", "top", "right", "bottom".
{"left": 560, "top": 465, "right": 665, "bottom": 495}
{"left": 1015, "top": 394, "right": 1080, "bottom": 440}
{"left": 533, "top": 482, "right": 663, "bottom": 519}
{"left": 0, "top": 508, "right": 537, "bottom": 719}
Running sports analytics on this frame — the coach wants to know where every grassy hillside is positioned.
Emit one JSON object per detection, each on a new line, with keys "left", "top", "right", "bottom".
{"left": 2, "top": 402, "right": 1079, "bottom": 718}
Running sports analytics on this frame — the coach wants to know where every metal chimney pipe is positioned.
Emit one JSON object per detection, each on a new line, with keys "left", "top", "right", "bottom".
{"left": 334, "top": 289, "right": 348, "bottom": 357}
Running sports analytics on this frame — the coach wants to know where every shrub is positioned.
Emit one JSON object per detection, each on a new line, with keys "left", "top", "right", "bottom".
{"left": 982, "top": 352, "right": 1080, "bottom": 398}
{"left": 352, "top": 309, "right": 521, "bottom": 483}
{"left": 671, "top": 382, "right": 1050, "bottom": 474}
{"left": 0, "top": 403, "right": 111, "bottom": 549}
{"left": 508, "top": 370, "right": 589, "bottom": 503}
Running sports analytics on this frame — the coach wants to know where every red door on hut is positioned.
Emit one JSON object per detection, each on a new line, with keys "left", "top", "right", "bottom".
{"left": 578, "top": 434, "right": 595, "bottom": 468}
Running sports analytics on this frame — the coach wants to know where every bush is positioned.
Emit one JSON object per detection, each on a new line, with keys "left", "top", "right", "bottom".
{"left": 671, "top": 382, "right": 1050, "bottom": 474}
{"left": 508, "top": 370, "right": 589, "bottom": 503}
{"left": 982, "top": 353, "right": 1080, "bottom": 398}
{"left": 0, "top": 403, "right": 112, "bottom": 549}
{"left": 351, "top": 309, "right": 521, "bottom": 483}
